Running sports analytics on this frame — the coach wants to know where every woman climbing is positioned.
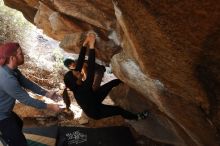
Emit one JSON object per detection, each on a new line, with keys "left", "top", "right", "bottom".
{"left": 63, "top": 32, "right": 148, "bottom": 120}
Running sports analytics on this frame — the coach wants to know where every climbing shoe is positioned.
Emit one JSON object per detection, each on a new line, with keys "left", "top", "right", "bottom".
{"left": 137, "top": 110, "right": 149, "bottom": 120}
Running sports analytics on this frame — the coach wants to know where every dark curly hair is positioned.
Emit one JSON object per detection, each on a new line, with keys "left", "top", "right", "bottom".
{"left": 63, "top": 58, "right": 76, "bottom": 68}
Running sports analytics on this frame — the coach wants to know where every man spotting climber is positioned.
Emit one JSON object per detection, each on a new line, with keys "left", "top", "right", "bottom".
{"left": 63, "top": 32, "right": 148, "bottom": 120}
{"left": 0, "top": 42, "right": 62, "bottom": 146}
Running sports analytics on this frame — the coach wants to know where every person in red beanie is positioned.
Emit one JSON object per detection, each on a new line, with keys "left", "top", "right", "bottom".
{"left": 0, "top": 42, "right": 62, "bottom": 146}
{"left": 0, "top": 42, "right": 20, "bottom": 66}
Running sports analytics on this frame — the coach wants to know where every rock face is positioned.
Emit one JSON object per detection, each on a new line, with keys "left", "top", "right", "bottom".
{"left": 3, "top": 0, "right": 220, "bottom": 145}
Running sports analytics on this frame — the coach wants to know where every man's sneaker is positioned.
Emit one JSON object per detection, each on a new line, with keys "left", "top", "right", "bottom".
{"left": 137, "top": 110, "right": 149, "bottom": 120}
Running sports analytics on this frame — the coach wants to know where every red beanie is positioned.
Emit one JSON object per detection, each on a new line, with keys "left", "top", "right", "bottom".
{"left": 0, "top": 42, "right": 20, "bottom": 66}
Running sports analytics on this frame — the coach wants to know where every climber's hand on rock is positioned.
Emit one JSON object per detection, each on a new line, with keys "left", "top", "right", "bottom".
{"left": 83, "top": 31, "right": 96, "bottom": 49}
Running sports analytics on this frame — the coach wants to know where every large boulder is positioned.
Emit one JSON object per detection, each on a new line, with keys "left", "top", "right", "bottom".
{"left": 3, "top": 0, "right": 220, "bottom": 145}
